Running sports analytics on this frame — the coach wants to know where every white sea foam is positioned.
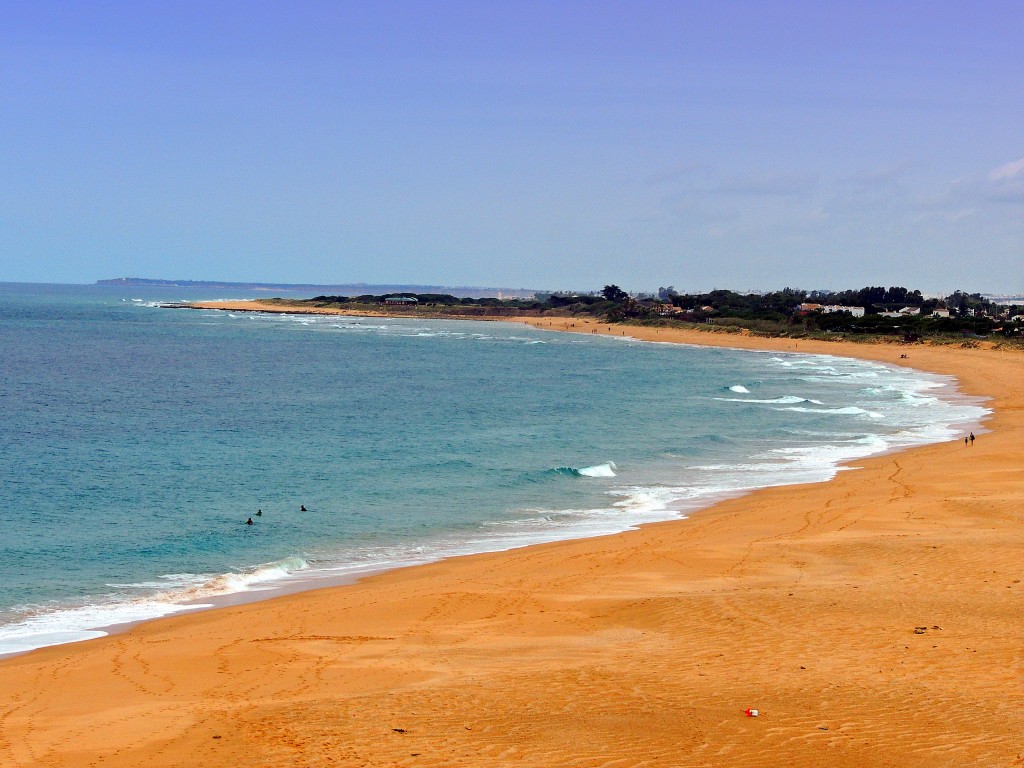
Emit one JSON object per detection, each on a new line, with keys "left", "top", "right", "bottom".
{"left": 715, "top": 395, "right": 823, "bottom": 405}
{"left": 729, "top": 385, "right": 751, "bottom": 393}
{"left": 781, "top": 405, "right": 885, "bottom": 418}
{"left": 0, "top": 557, "right": 310, "bottom": 657}
{"left": 0, "top": 600, "right": 213, "bottom": 657}
{"left": 578, "top": 461, "right": 618, "bottom": 477}
{"left": 470, "top": 486, "right": 700, "bottom": 547}
{"left": 689, "top": 433, "right": 893, "bottom": 490}
{"left": 328, "top": 323, "right": 390, "bottom": 331}
{"left": 0, "top": 630, "right": 109, "bottom": 656}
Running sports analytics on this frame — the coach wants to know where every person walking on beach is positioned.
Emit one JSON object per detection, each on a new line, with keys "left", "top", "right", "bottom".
{"left": 969, "top": 432, "right": 975, "bottom": 446}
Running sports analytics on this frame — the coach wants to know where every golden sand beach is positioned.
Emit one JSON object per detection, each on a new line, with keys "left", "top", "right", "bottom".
{"left": 2, "top": 306, "right": 1022, "bottom": 767}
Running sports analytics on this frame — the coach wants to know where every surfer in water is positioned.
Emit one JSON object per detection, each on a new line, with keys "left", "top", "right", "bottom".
{"left": 246, "top": 517, "right": 254, "bottom": 525}
{"left": 300, "top": 504, "right": 307, "bottom": 512}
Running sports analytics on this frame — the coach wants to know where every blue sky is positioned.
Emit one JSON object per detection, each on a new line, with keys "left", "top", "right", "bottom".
{"left": 2, "top": 1, "right": 1021, "bottom": 292}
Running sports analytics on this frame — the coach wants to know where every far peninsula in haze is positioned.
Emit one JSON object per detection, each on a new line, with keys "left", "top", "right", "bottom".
{"left": 96, "top": 277, "right": 542, "bottom": 300}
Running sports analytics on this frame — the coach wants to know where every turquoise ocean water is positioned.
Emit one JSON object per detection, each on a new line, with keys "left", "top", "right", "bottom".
{"left": 0, "top": 283, "right": 988, "bottom": 656}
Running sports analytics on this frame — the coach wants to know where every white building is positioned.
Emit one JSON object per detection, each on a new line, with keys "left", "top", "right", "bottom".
{"left": 880, "top": 307, "right": 922, "bottom": 318}
{"left": 822, "top": 305, "right": 865, "bottom": 317}
{"left": 797, "top": 303, "right": 865, "bottom": 317}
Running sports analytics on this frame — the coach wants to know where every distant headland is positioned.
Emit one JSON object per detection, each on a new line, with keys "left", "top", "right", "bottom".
{"left": 96, "top": 277, "right": 541, "bottom": 300}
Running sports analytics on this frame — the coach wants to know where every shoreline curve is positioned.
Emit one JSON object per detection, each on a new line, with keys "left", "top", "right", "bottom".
{"left": 2, "top": 302, "right": 1021, "bottom": 767}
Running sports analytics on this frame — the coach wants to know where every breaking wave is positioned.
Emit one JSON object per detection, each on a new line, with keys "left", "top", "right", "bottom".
{"left": 715, "top": 395, "right": 824, "bottom": 405}
{"left": 551, "top": 461, "right": 618, "bottom": 478}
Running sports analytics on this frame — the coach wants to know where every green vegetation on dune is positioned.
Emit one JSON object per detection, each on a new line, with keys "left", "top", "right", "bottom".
{"left": 274, "top": 285, "right": 1023, "bottom": 343}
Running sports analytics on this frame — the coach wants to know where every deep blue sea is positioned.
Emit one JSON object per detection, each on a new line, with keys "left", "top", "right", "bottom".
{"left": 0, "top": 283, "right": 988, "bottom": 655}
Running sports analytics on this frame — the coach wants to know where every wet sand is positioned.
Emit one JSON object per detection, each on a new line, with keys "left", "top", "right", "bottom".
{"left": 2, "top": 307, "right": 1022, "bottom": 767}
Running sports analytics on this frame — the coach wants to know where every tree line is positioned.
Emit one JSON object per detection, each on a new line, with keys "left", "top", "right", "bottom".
{"left": 304, "top": 285, "right": 1021, "bottom": 339}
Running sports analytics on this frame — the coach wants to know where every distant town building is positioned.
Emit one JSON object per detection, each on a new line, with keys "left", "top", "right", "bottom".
{"left": 880, "top": 307, "right": 922, "bottom": 318}
{"left": 984, "top": 294, "right": 1024, "bottom": 305}
{"left": 826, "top": 305, "right": 865, "bottom": 317}
{"left": 383, "top": 296, "right": 419, "bottom": 306}
{"left": 931, "top": 309, "right": 950, "bottom": 318}
{"left": 796, "top": 303, "right": 864, "bottom": 317}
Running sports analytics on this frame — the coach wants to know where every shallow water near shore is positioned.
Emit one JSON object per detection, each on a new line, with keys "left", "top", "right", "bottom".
{"left": 0, "top": 283, "right": 989, "bottom": 656}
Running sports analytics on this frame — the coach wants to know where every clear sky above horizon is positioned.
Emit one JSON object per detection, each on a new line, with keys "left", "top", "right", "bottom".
{"left": 2, "top": 1, "right": 1022, "bottom": 293}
